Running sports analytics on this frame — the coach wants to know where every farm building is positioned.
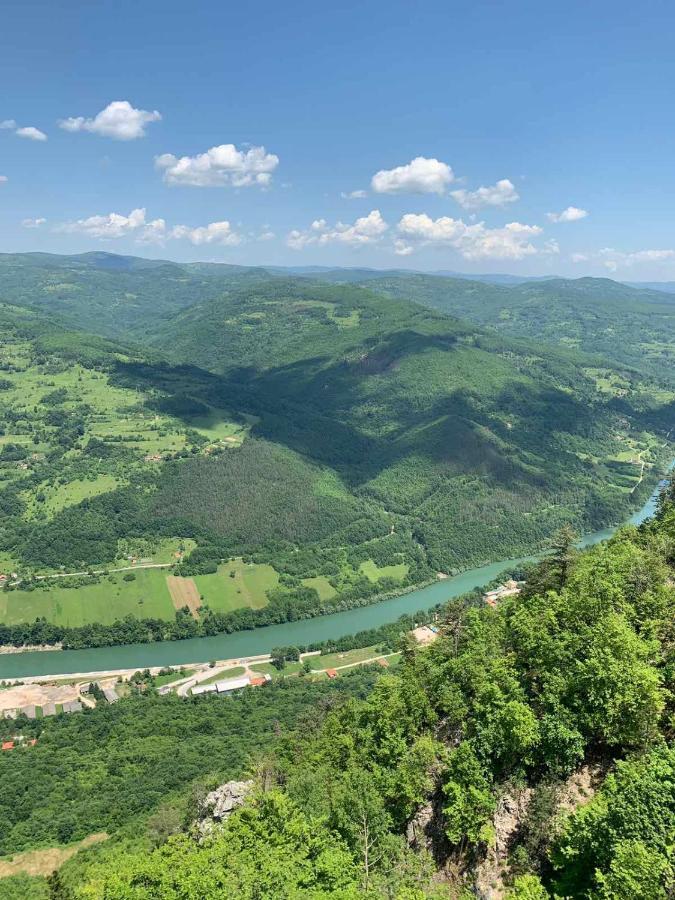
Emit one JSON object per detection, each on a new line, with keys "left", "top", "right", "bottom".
{"left": 1, "top": 741, "right": 14, "bottom": 751}
{"left": 215, "top": 676, "right": 251, "bottom": 694}
{"left": 483, "top": 579, "right": 522, "bottom": 606}
{"left": 325, "top": 669, "right": 338, "bottom": 679}
{"left": 41, "top": 702, "right": 57, "bottom": 716}
{"left": 191, "top": 683, "right": 217, "bottom": 696}
{"left": 21, "top": 705, "right": 36, "bottom": 719}
{"left": 62, "top": 700, "right": 83, "bottom": 713}
{"left": 103, "top": 688, "right": 119, "bottom": 704}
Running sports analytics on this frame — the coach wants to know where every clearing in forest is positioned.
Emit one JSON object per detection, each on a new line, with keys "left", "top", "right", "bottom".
{"left": 166, "top": 576, "right": 202, "bottom": 619}
{"left": 0, "top": 833, "right": 108, "bottom": 877}
{"left": 193, "top": 560, "right": 278, "bottom": 613}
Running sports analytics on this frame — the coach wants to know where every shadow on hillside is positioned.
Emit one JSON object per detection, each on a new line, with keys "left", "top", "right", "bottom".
{"left": 107, "top": 327, "right": 607, "bottom": 499}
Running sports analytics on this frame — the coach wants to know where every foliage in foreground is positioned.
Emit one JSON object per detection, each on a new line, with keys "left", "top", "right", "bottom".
{"left": 50, "top": 491, "right": 675, "bottom": 898}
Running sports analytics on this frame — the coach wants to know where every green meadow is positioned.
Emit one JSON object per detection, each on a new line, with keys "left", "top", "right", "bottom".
{"left": 194, "top": 559, "right": 278, "bottom": 613}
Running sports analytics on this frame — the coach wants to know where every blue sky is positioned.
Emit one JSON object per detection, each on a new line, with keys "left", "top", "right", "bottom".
{"left": 2, "top": 0, "right": 675, "bottom": 277}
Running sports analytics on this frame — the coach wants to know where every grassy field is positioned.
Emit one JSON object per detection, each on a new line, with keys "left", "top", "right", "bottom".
{"left": 311, "top": 645, "right": 387, "bottom": 670}
{"left": 0, "top": 569, "right": 174, "bottom": 627}
{"left": 194, "top": 559, "right": 278, "bottom": 613}
{"left": 301, "top": 575, "right": 337, "bottom": 601}
{"left": 250, "top": 660, "right": 303, "bottom": 678}
{"left": 359, "top": 559, "right": 409, "bottom": 582}
{"left": 196, "top": 666, "right": 246, "bottom": 686}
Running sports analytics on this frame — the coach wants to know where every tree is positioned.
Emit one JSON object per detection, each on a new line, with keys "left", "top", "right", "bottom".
{"left": 443, "top": 742, "right": 495, "bottom": 850}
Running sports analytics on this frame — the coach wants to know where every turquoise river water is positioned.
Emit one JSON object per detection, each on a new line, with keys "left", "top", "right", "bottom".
{"left": 0, "top": 472, "right": 670, "bottom": 679}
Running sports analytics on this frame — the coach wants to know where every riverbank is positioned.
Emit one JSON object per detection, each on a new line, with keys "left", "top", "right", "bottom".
{"left": 0, "top": 465, "right": 670, "bottom": 681}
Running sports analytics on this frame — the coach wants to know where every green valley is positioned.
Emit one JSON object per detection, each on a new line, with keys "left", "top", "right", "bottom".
{"left": 0, "top": 254, "right": 673, "bottom": 651}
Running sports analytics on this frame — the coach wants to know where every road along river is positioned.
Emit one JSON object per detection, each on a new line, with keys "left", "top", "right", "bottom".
{"left": 0, "top": 472, "right": 670, "bottom": 680}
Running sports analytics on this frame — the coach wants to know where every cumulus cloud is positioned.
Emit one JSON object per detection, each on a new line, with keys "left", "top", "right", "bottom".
{"left": 287, "top": 210, "right": 388, "bottom": 250}
{"left": 341, "top": 189, "right": 367, "bottom": 199}
{"left": 1, "top": 120, "right": 47, "bottom": 140}
{"left": 168, "top": 221, "right": 241, "bottom": 246}
{"left": 59, "top": 100, "right": 161, "bottom": 140}
{"left": 371, "top": 157, "right": 454, "bottom": 194}
{"left": 570, "top": 247, "right": 675, "bottom": 271}
{"left": 57, "top": 207, "right": 242, "bottom": 247}
{"left": 0, "top": 175, "right": 7, "bottom": 184}
{"left": 22, "top": 217, "right": 47, "bottom": 228}
{"left": 395, "top": 213, "right": 543, "bottom": 260}
{"left": 547, "top": 206, "right": 588, "bottom": 223}
{"left": 16, "top": 126, "right": 47, "bottom": 141}
{"left": 156, "top": 143, "right": 279, "bottom": 188}
{"left": 58, "top": 207, "right": 148, "bottom": 239}
{"left": 451, "top": 178, "right": 519, "bottom": 210}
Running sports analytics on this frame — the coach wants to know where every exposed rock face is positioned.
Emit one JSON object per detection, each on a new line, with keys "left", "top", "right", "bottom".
{"left": 197, "top": 780, "right": 253, "bottom": 837}
{"left": 474, "top": 786, "right": 533, "bottom": 900}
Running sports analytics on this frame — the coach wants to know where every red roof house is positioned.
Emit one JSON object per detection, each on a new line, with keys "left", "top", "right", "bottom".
{"left": 325, "top": 668, "right": 338, "bottom": 679}
{"left": 1, "top": 741, "right": 15, "bottom": 751}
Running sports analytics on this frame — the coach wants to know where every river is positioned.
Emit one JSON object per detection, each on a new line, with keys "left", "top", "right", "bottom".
{"left": 0, "top": 473, "right": 670, "bottom": 679}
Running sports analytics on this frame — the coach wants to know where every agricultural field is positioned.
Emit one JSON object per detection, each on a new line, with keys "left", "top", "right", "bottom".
{"left": 0, "top": 569, "right": 175, "bottom": 626}
{"left": 301, "top": 575, "right": 337, "bottom": 600}
{"left": 359, "top": 559, "right": 409, "bottom": 582}
{"left": 194, "top": 559, "right": 278, "bottom": 613}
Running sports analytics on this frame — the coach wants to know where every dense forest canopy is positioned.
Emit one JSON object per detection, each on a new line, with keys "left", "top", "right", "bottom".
{"left": 0, "top": 252, "right": 674, "bottom": 648}
{"left": 2, "top": 477, "right": 674, "bottom": 897}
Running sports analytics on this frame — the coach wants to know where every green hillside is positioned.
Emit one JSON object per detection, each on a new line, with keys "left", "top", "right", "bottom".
{"left": 0, "top": 251, "right": 266, "bottom": 340}
{"left": 5, "top": 483, "right": 675, "bottom": 899}
{"left": 0, "top": 256, "right": 673, "bottom": 647}
{"left": 360, "top": 272, "right": 675, "bottom": 384}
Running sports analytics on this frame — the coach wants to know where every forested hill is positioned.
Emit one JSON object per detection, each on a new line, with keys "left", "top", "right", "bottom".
{"left": 0, "top": 251, "right": 269, "bottom": 339}
{"left": 355, "top": 272, "right": 675, "bottom": 384}
{"left": 14, "top": 479, "right": 674, "bottom": 898}
{"left": 1, "top": 255, "right": 674, "bottom": 591}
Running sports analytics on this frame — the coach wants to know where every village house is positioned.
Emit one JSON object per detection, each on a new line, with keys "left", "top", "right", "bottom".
{"left": 483, "top": 579, "right": 522, "bottom": 607}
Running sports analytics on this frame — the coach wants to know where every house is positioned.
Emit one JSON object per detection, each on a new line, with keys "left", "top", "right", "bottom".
{"left": 103, "top": 688, "right": 119, "bottom": 704}
{"left": 41, "top": 702, "right": 57, "bottom": 716}
{"left": 483, "top": 580, "right": 522, "bottom": 605}
{"left": 325, "top": 668, "right": 338, "bottom": 679}
{"left": 1, "top": 741, "right": 14, "bottom": 751}
{"left": 377, "top": 658, "right": 390, "bottom": 668}
{"left": 21, "top": 705, "right": 36, "bottom": 719}
{"left": 249, "top": 676, "right": 268, "bottom": 687}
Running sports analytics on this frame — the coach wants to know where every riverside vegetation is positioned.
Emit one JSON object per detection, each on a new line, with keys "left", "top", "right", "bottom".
{"left": 1, "top": 478, "right": 674, "bottom": 897}
{"left": 0, "top": 252, "right": 674, "bottom": 648}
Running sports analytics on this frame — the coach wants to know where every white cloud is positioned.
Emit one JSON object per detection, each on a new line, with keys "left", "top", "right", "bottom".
{"left": 156, "top": 143, "right": 279, "bottom": 188}
{"left": 451, "top": 178, "right": 519, "bottom": 210}
{"left": 59, "top": 100, "right": 161, "bottom": 140}
{"left": 341, "top": 189, "right": 367, "bottom": 199}
{"left": 571, "top": 247, "right": 675, "bottom": 270}
{"left": 58, "top": 207, "right": 148, "bottom": 239}
{"left": 395, "top": 213, "right": 543, "bottom": 260}
{"left": 1, "top": 120, "right": 47, "bottom": 140}
{"left": 15, "top": 126, "right": 47, "bottom": 141}
{"left": 0, "top": 175, "right": 7, "bottom": 184}
{"left": 169, "top": 221, "right": 241, "bottom": 246}
{"left": 287, "top": 210, "right": 388, "bottom": 250}
{"left": 58, "top": 208, "right": 243, "bottom": 247}
{"left": 547, "top": 206, "right": 588, "bottom": 223}
{"left": 371, "top": 157, "right": 454, "bottom": 194}
{"left": 22, "top": 217, "right": 47, "bottom": 228}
